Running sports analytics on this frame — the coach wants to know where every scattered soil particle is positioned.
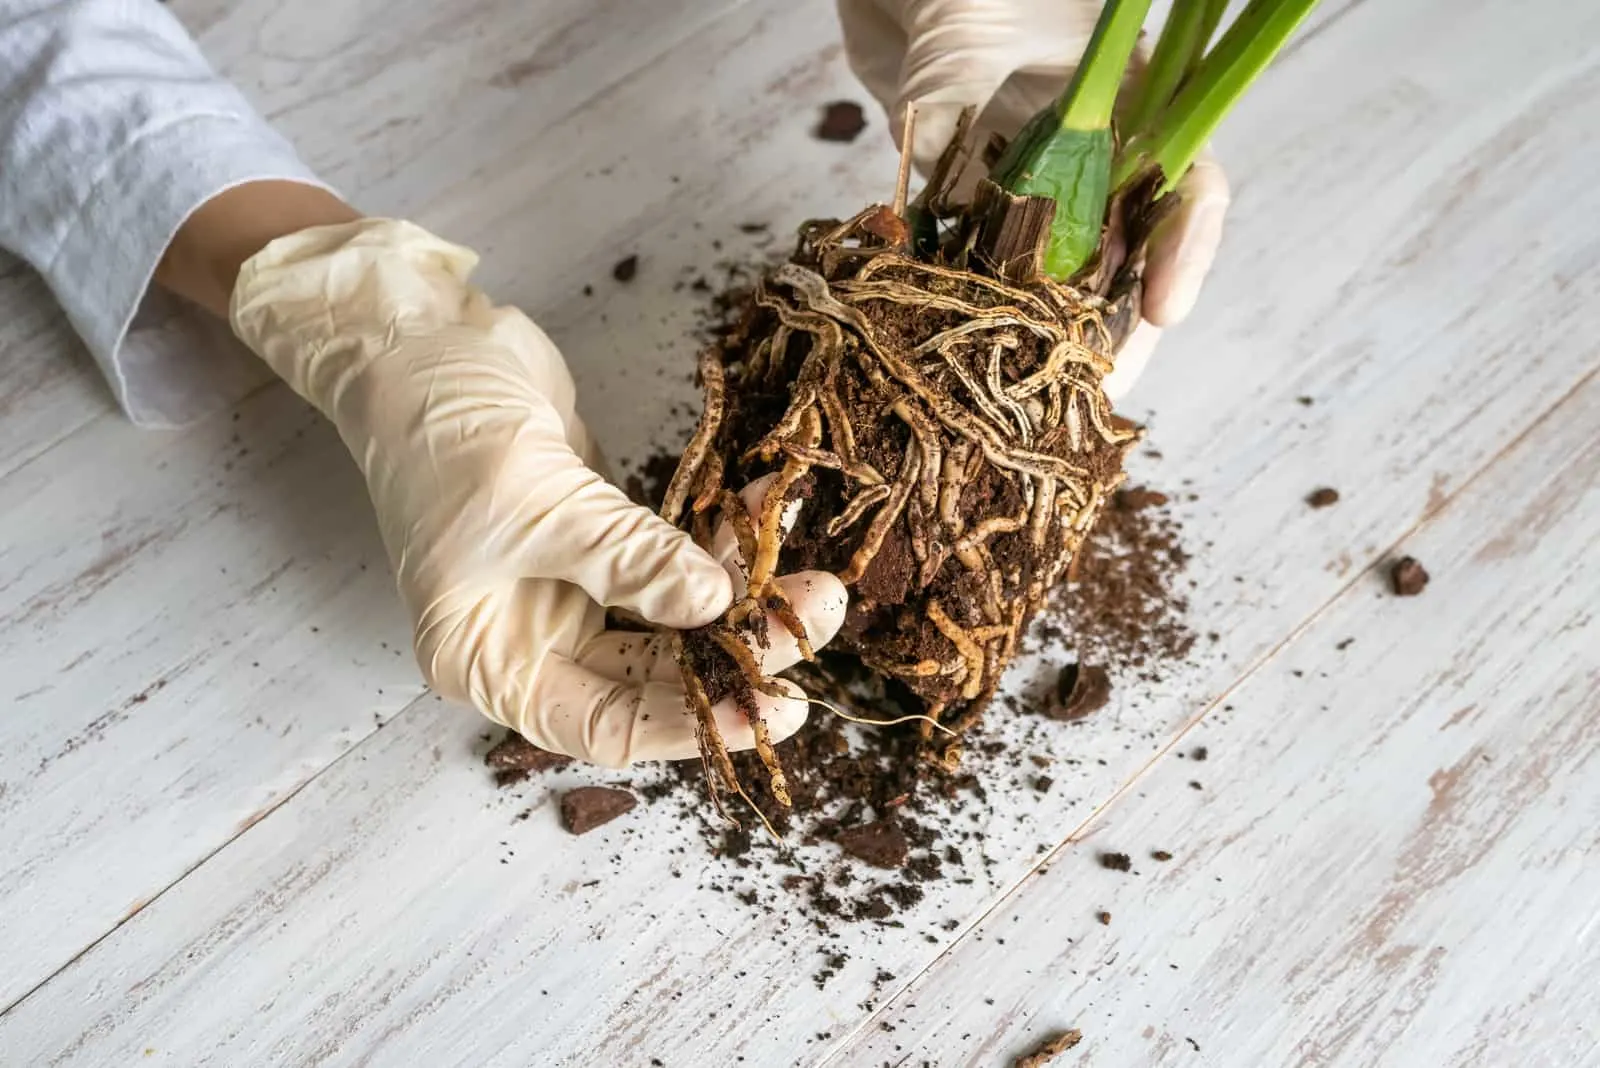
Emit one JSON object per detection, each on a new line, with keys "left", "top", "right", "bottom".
{"left": 1391, "top": 556, "right": 1430, "bottom": 596}
{"left": 1306, "top": 487, "right": 1340, "bottom": 508}
{"left": 1151, "top": 850, "right": 1173, "bottom": 862}
{"left": 834, "top": 819, "right": 909, "bottom": 869}
{"left": 814, "top": 100, "right": 866, "bottom": 142}
{"left": 1190, "top": 746, "right": 1208, "bottom": 761}
{"left": 1014, "top": 1028, "right": 1084, "bottom": 1067}
{"left": 1096, "top": 910, "right": 1111, "bottom": 925}
{"left": 1032, "top": 775, "right": 1054, "bottom": 793}
{"left": 1297, "top": 395, "right": 1314, "bottom": 406}
{"left": 559, "top": 786, "right": 637, "bottom": 835}
{"left": 1025, "top": 485, "right": 1195, "bottom": 686}
{"left": 1098, "top": 852, "right": 1132, "bottom": 872}
{"left": 1050, "top": 663, "right": 1111, "bottom": 721}
{"left": 1336, "top": 637, "right": 1355, "bottom": 651}
{"left": 1114, "top": 487, "right": 1168, "bottom": 511}
{"left": 1188, "top": 780, "right": 1203, "bottom": 790}
{"left": 612, "top": 255, "right": 639, "bottom": 282}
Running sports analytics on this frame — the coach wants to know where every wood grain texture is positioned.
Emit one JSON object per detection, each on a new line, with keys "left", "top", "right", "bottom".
{"left": 0, "top": 0, "right": 1596, "bottom": 1063}
{"left": 831, "top": 371, "right": 1600, "bottom": 1068}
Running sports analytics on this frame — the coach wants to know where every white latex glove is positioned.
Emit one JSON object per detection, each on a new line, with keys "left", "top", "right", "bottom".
{"left": 231, "top": 219, "right": 848, "bottom": 767}
{"left": 836, "top": 0, "right": 1231, "bottom": 399}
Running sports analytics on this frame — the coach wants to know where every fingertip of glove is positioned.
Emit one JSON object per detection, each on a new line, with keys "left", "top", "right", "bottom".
{"left": 776, "top": 570, "right": 850, "bottom": 646}
{"left": 761, "top": 678, "right": 811, "bottom": 744}
{"left": 646, "top": 546, "right": 735, "bottom": 630}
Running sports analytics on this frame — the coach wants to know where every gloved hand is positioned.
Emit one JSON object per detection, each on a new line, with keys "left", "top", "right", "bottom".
{"left": 835, "top": 0, "right": 1230, "bottom": 399}
{"left": 230, "top": 219, "right": 847, "bottom": 767}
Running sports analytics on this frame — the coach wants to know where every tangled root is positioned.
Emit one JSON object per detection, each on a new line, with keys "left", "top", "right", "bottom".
{"left": 661, "top": 191, "right": 1144, "bottom": 824}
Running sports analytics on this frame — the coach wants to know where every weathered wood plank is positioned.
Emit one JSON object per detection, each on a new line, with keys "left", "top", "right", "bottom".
{"left": 830, "top": 370, "right": 1600, "bottom": 1068}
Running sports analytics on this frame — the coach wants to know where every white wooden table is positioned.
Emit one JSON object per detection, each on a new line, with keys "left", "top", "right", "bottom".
{"left": 2, "top": 0, "right": 1597, "bottom": 1065}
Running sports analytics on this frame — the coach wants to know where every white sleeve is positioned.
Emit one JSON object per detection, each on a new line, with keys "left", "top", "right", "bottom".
{"left": 0, "top": 0, "right": 336, "bottom": 426}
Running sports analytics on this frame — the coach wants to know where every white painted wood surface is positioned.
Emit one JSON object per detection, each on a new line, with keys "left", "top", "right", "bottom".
{"left": 0, "top": 0, "right": 1596, "bottom": 1064}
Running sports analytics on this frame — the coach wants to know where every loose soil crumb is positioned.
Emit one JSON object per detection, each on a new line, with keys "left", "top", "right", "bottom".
{"left": 1098, "top": 852, "right": 1132, "bottom": 872}
{"left": 612, "top": 255, "right": 639, "bottom": 282}
{"left": 1024, "top": 485, "right": 1195, "bottom": 684}
{"left": 560, "top": 786, "right": 637, "bottom": 835}
{"left": 1391, "top": 556, "right": 1429, "bottom": 596}
{"left": 1306, "top": 487, "right": 1339, "bottom": 508}
{"left": 834, "top": 819, "right": 910, "bottom": 869}
{"left": 814, "top": 101, "right": 866, "bottom": 142}
{"left": 1015, "top": 1028, "right": 1084, "bottom": 1067}
{"left": 486, "top": 733, "right": 572, "bottom": 786}
{"left": 1190, "top": 746, "right": 1208, "bottom": 761}
{"left": 1049, "top": 663, "right": 1111, "bottom": 721}
{"left": 1150, "top": 849, "right": 1173, "bottom": 862}
{"left": 1096, "top": 910, "right": 1111, "bottom": 925}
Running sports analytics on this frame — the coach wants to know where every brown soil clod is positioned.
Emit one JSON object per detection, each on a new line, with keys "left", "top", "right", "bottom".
{"left": 814, "top": 101, "right": 867, "bottom": 142}
{"left": 1391, "top": 556, "right": 1430, "bottom": 596}
{"left": 612, "top": 255, "right": 639, "bottom": 283}
{"left": 1096, "top": 910, "right": 1111, "bottom": 925}
{"left": 559, "top": 786, "right": 637, "bottom": 835}
{"left": 1306, "top": 487, "right": 1339, "bottom": 508}
{"left": 1151, "top": 849, "right": 1173, "bottom": 862}
{"left": 486, "top": 732, "right": 572, "bottom": 786}
{"left": 834, "top": 818, "right": 910, "bottom": 869}
{"left": 1050, "top": 663, "right": 1111, "bottom": 721}
{"left": 1014, "top": 1028, "right": 1084, "bottom": 1067}
{"left": 1098, "top": 851, "right": 1132, "bottom": 872}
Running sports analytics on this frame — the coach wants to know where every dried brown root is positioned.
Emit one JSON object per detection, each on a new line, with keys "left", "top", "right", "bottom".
{"left": 660, "top": 347, "right": 725, "bottom": 525}
{"left": 926, "top": 599, "right": 986, "bottom": 701}
{"left": 673, "top": 632, "right": 737, "bottom": 824}
{"left": 1013, "top": 1029, "right": 1083, "bottom": 1068}
{"left": 704, "top": 627, "right": 792, "bottom": 808}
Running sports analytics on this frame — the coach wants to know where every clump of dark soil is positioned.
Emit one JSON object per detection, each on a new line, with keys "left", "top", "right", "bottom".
{"left": 1390, "top": 555, "right": 1429, "bottom": 596}
{"left": 1022, "top": 484, "right": 1195, "bottom": 683}
{"left": 486, "top": 734, "right": 571, "bottom": 787}
{"left": 1306, "top": 487, "right": 1339, "bottom": 508}
{"left": 814, "top": 101, "right": 866, "bottom": 142}
{"left": 1098, "top": 851, "right": 1132, "bottom": 872}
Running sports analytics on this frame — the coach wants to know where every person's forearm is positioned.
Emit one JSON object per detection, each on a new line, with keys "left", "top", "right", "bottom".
{"left": 154, "top": 181, "right": 361, "bottom": 320}
{"left": 0, "top": 0, "right": 335, "bottom": 424}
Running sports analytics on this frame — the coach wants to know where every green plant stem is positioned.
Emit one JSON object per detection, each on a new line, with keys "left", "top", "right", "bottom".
{"left": 1114, "top": 0, "right": 1320, "bottom": 193}
{"left": 1122, "top": 0, "right": 1211, "bottom": 139}
{"left": 1191, "top": 0, "right": 1232, "bottom": 80}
